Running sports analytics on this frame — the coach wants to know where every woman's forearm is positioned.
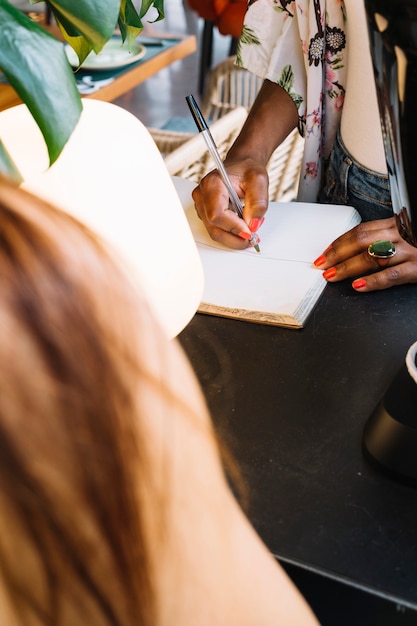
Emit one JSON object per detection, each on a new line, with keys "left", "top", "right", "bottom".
{"left": 226, "top": 79, "right": 299, "bottom": 166}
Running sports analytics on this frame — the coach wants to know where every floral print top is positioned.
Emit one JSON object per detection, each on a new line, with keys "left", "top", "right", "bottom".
{"left": 237, "top": 0, "right": 348, "bottom": 201}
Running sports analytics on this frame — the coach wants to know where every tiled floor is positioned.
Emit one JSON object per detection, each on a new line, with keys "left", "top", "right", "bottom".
{"left": 114, "top": 0, "right": 232, "bottom": 128}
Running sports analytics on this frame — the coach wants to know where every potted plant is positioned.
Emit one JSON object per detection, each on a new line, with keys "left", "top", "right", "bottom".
{"left": 0, "top": 0, "right": 165, "bottom": 179}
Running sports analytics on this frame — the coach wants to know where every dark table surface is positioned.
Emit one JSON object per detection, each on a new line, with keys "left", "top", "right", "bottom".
{"left": 179, "top": 280, "right": 417, "bottom": 625}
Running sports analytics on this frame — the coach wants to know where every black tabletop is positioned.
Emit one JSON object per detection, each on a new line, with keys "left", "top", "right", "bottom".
{"left": 179, "top": 281, "right": 417, "bottom": 625}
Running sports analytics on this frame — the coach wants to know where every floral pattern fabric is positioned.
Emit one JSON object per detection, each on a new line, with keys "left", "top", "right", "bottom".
{"left": 237, "top": 0, "right": 348, "bottom": 201}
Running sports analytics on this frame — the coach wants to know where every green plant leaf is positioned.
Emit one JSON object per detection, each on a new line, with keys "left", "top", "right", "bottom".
{"left": 45, "top": 0, "right": 120, "bottom": 51}
{"left": 46, "top": 10, "right": 95, "bottom": 66}
{"left": 139, "top": 0, "right": 164, "bottom": 21}
{"left": 0, "top": 1, "right": 82, "bottom": 166}
{"left": 117, "top": 0, "right": 164, "bottom": 48}
{"left": 61, "top": 32, "right": 93, "bottom": 67}
{"left": 0, "top": 0, "right": 165, "bottom": 177}
{"left": 0, "top": 140, "right": 23, "bottom": 183}
{"left": 118, "top": 0, "right": 143, "bottom": 48}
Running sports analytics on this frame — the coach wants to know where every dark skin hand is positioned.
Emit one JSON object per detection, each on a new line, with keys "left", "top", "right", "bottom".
{"left": 192, "top": 80, "right": 298, "bottom": 248}
{"left": 192, "top": 156, "right": 269, "bottom": 249}
{"left": 193, "top": 79, "right": 417, "bottom": 292}
{"left": 313, "top": 217, "right": 417, "bottom": 291}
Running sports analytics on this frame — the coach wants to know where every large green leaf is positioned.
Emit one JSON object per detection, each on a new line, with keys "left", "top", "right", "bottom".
{"left": 118, "top": 0, "right": 165, "bottom": 47}
{"left": 0, "top": 0, "right": 82, "bottom": 166}
{"left": 118, "top": 0, "right": 144, "bottom": 48}
{"left": 59, "top": 31, "right": 92, "bottom": 67}
{"left": 40, "top": 0, "right": 120, "bottom": 65}
{"left": 45, "top": 0, "right": 120, "bottom": 50}
{"left": 0, "top": 0, "right": 165, "bottom": 176}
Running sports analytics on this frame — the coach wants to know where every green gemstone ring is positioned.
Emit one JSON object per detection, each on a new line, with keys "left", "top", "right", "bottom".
{"left": 367, "top": 240, "right": 396, "bottom": 260}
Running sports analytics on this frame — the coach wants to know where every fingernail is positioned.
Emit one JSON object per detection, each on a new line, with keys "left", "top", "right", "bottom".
{"left": 352, "top": 278, "right": 367, "bottom": 289}
{"left": 323, "top": 267, "right": 337, "bottom": 279}
{"left": 314, "top": 255, "right": 326, "bottom": 267}
{"left": 249, "top": 217, "right": 265, "bottom": 232}
{"left": 239, "top": 231, "right": 252, "bottom": 240}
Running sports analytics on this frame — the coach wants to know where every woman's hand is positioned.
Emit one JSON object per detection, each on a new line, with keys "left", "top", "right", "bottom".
{"left": 191, "top": 79, "right": 299, "bottom": 250}
{"left": 191, "top": 157, "right": 269, "bottom": 249}
{"left": 313, "top": 216, "right": 417, "bottom": 291}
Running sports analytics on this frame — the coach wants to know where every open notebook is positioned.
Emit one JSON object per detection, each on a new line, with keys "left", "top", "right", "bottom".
{"left": 173, "top": 177, "right": 361, "bottom": 328}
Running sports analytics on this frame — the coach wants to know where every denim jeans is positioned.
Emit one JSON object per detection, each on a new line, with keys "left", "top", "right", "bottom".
{"left": 318, "top": 131, "right": 393, "bottom": 222}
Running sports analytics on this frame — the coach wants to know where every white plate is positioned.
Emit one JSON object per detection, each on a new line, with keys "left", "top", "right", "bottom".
{"left": 65, "top": 39, "right": 146, "bottom": 70}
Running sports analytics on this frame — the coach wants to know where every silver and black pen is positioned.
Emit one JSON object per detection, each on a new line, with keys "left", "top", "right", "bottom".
{"left": 185, "top": 94, "right": 261, "bottom": 253}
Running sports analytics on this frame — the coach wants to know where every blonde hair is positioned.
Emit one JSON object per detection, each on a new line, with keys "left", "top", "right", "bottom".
{"left": 0, "top": 174, "right": 175, "bottom": 626}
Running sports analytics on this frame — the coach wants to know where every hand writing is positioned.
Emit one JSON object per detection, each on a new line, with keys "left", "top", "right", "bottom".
{"left": 192, "top": 158, "right": 269, "bottom": 249}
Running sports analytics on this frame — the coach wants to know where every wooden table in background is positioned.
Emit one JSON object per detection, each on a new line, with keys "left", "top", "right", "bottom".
{"left": 0, "top": 27, "right": 196, "bottom": 112}
{"left": 85, "top": 33, "right": 196, "bottom": 102}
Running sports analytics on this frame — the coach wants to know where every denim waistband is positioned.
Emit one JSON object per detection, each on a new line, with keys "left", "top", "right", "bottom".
{"left": 319, "top": 130, "right": 393, "bottom": 222}
{"left": 333, "top": 131, "right": 389, "bottom": 180}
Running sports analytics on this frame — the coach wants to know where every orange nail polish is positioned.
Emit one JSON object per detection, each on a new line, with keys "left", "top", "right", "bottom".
{"left": 323, "top": 267, "right": 337, "bottom": 279}
{"left": 314, "top": 255, "right": 326, "bottom": 267}
{"left": 249, "top": 217, "right": 265, "bottom": 232}
{"left": 352, "top": 278, "right": 367, "bottom": 289}
{"left": 239, "top": 231, "right": 252, "bottom": 240}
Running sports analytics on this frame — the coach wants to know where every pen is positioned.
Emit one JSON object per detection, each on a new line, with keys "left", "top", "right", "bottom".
{"left": 185, "top": 94, "right": 261, "bottom": 253}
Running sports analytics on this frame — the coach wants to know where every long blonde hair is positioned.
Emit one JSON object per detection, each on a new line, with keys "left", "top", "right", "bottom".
{"left": 0, "top": 174, "right": 171, "bottom": 626}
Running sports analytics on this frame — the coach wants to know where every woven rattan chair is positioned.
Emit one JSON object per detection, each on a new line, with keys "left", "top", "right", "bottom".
{"left": 265, "top": 127, "right": 305, "bottom": 203}
{"left": 200, "top": 55, "right": 264, "bottom": 121}
{"left": 164, "top": 106, "right": 247, "bottom": 182}
{"left": 151, "top": 56, "right": 304, "bottom": 201}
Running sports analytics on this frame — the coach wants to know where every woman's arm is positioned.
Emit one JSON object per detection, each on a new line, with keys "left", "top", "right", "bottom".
{"left": 192, "top": 80, "right": 299, "bottom": 249}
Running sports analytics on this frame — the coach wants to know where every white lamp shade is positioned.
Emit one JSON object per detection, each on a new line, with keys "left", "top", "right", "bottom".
{"left": 0, "top": 100, "right": 204, "bottom": 339}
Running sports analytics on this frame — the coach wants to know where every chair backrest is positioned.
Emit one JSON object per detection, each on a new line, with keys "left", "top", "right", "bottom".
{"left": 164, "top": 107, "right": 248, "bottom": 182}
{"left": 201, "top": 56, "right": 264, "bottom": 121}
{"left": 266, "top": 128, "right": 305, "bottom": 203}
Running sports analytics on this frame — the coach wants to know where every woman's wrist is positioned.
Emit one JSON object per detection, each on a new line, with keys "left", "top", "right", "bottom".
{"left": 226, "top": 80, "right": 299, "bottom": 166}
{"left": 226, "top": 126, "right": 273, "bottom": 167}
